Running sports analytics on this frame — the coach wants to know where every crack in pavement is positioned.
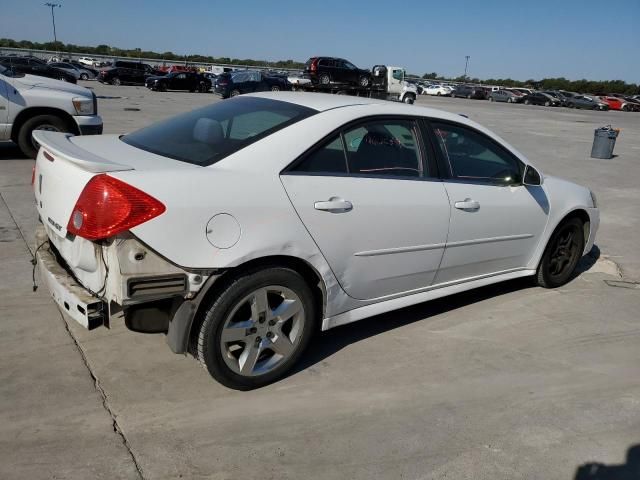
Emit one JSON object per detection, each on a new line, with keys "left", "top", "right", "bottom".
{"left": 55, "top": 311, "right": 146, "bottom": 480}
{"left": 1, "top": 189, "right": 145, "bottom": 479}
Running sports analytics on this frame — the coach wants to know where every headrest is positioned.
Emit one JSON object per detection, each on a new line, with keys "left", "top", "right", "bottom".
{"left": 193, "top": 118, "right": 223, "bottom": 144}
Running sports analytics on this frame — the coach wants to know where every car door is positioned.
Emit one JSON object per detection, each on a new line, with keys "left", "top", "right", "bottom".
{"left": 429, "top": 121, "right": 549, "bottom": 284}
{"left": 281, "top": 117, "right": 451, "bottom": 300}
{"left": 173, "top": 73, "right": 187, "bottom": 90}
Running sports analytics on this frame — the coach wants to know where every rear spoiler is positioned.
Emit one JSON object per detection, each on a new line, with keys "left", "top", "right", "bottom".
{"left": 32, "top": 131, "right": 131, "bottom": 173}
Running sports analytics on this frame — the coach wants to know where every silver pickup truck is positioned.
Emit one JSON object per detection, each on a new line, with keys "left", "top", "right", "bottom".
{"left": 0, "top": 64, "right": 103, "bottom": 158}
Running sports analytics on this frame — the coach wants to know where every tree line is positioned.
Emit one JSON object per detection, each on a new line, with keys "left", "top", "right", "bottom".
{"left": 0, "top": 38, "right": 306, "bottom": 70}
{"left": 420, "top": 72, "right": 639, "bottom": 95}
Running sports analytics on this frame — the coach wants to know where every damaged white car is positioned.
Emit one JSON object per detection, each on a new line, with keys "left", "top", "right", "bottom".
{"left": 34, "top": 92, "right": 599, "bottom": 389}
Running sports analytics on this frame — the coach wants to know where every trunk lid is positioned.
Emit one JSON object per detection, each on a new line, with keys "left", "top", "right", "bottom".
{"left": 33, "top": 132, "right": 133, "bottom": 241}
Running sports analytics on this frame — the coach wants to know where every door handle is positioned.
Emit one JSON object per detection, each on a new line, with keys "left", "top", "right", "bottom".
{"left": 454, "top": 198, "right": 480, "bottom": 211}
{"left": 314, "top": 197, "right": 353, "bottom": 213}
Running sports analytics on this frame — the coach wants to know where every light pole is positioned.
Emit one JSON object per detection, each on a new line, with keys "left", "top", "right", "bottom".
{"left": 45, "top": 3, "right": 61, "bottom": 44}
{"left": 464, "top": 55, "right": 470, "bottom": 80}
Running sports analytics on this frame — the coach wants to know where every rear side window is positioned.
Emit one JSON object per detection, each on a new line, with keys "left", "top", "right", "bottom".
{"left": 122, "top": 97, "right": 316, "bottom": 166}
{"left": 291, "top": 119, "right": 425, "bottom": 178}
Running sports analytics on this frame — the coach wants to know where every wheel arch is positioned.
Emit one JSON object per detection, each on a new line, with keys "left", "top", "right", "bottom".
{"left": 531, "top": 208, "right": 592, "bottom": 270}
{"left": 10, "top": 107, "right": 79, "bottom": 143}
{"left": 184, "top": 254, "right": 327, "bottom": 356}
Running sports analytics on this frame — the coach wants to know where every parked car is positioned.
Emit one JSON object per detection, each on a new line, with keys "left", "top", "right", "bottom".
{"left": 214, "top": 70, "right": 290, "bottom": 98}
{"left": 0, "top": 63, "right": 102, "bottom": 158}
{"left": 48, "top": 62, "right": 95, "bottom": 80}
{"left": 78, "top": 57, "right": 100, "bottom": 67}
{"left": 597, "top": 96, "right": 630, "bottom": 111}
{"left": 0, "top": 56, "right": 78, "bottom": 83}
{"left": 565, "top": 95, "right": 609, "bottom": 110}
{"left": 451, "top": 84, "right": 486, "bottom": 99}
{"left": 304, "top": 57, "right": 371, "bottom": 87}
{"left": 424, "top": 84, "right": 450, "bottom": 96}
{"left": 541, "top": 90, "right": 570, "bottom": 106}
{"left": 512, "top": 88, "right": 534, "bottom": 95}
{"left": 522, "top": 92, "right": 561, "bottom": 106}
{"left": 145, "top": 71, "right": 211, "bottom": 92}
{"left": 69, "top": 61, "right": 99, "bottom": 77}
{"left": 489, "top": 89, "right": 523, "bottom": 103}
{"left": 32, "top": 92, "right": 599, "bottom": 389}
{"left": 98, "top": 61, "right": 156, "bottom": 86}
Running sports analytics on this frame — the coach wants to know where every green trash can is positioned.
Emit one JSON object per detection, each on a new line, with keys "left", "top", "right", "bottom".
{"left": 591, "top": 126, "right": 620, "bottom": 159}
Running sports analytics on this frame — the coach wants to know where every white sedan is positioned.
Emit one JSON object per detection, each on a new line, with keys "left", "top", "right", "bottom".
{"left": 424, "top": 84, "right": 450, "bottom": 96}
{"left": 33, "top": 92, "right": 599, "bottom": 389}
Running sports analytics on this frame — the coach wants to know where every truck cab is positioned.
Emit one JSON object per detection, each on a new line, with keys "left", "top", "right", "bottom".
{"left": 371, "top": 65, "right": 417, "bottom": 104}
{"left": 0, "top": 64, "right": 103, "bottom": 158}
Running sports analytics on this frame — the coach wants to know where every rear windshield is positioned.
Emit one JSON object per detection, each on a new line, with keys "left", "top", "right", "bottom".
{"left": 122, "top": 97, "right": 316, "bottom": 166}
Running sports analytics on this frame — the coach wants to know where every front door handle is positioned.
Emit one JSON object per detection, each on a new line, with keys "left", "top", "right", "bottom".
{"left": 454, "top": 198, "right": 480, "bottom": 211}
{"left": 314, "top": 197, "right": 353, "bottom": 213}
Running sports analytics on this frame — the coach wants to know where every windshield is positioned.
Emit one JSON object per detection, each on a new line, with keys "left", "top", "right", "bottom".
{"left": 0, "top": 64, "right": 23, "bottom": 78}
{"left": 122, "top": 97, "right": 316, "bottom": 166}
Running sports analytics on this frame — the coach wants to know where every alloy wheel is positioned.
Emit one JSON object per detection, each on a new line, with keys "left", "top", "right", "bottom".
{"left": 219, "top": 286, "right": 305, "bottom": 377}
{"left": 547, "top": 224, "right": 580, "bottom": 279}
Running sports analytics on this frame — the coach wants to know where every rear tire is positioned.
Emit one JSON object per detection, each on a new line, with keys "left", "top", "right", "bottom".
{"left": 358, "top": 75, "right": 370, "bottom": 87}
{"left": 403, "top": 94, "right": 415, "bottom": 104}
{"left": 489, "top": 96, "right": 493, "bottom": 102}
{"left": 536, "top": 217, "right": 585, "bottom": 288}
{"left": 230, "top": 89, "right": 241, "bottom": 97}
{"left": 318, "top": 73, "right": 330, "bottom": 85}
{"left": 17, "top": 114, "right": 72, "bottom": 159}
{"left": 197, "top": 267, "right": 317, "bottom": 390}
{"left": 271, "top": 85, "right": 281, "bottom": 92}
{"left": 524, "top": 99, "right": 530, "bottom": 105}
{"left": 111, "top": 77, "right": 121, "bottom": 86}
{"left": 545, "top": 100, "right": 551, "bottom": 106}
{"left": 80, "top": 73, "right": 89, "bottom": 80}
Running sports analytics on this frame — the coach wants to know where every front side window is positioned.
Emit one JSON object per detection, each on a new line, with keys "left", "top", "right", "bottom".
{"left": 432, "top": 122, "right": 523, "bottom": 184}
{"left": 292, "top": 119, "right": 425, "bottom": 178}
{"left": 122, "top": 97, "right": 316, "bottom": 166}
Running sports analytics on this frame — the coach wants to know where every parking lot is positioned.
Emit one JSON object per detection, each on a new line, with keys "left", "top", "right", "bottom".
{"left": 1, "top": 82, "right": 639, "bottom": 479}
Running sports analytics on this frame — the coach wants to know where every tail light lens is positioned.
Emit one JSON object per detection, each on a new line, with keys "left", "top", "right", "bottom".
{"left": 310, "top": 59, "right": 318, "bottom": 72}
{"left": 31, "top": 165, "right": 36, "bottom": 187}
{"left": 67, "top": 174, "right": 166, "bottom": 240}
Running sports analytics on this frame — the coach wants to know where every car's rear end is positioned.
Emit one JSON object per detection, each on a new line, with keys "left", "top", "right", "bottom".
{"left": 213, "top": 73, "right": 232, "bottom": 97}
{"left": 32, "top": 131, "right": 206, "bottom": 331}
{"left": 304, "top": 57, "right": 319, "bottom": 82}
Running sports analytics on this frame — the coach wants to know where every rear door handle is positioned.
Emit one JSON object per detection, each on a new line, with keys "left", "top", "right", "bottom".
{"left": 314, "top": 197, "right": 353, "bottom": 213}
{"left": 454, "top": 198, "right": 480, "bottom": 211}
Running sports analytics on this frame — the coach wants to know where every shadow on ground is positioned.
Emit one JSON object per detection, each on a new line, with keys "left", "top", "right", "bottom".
{"left": 0, "top": 142, "right": 27, "bottom": 160}
{"left": 574, "top": 444, "right": 640, "bottom": 479}
{"left": 296, "top": 245, "right": 602, "bottom": 374}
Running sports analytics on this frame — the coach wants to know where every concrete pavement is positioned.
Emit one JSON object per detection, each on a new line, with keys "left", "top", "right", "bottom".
{"left": 1, "top": 84, "right": 638, "bottom": 479}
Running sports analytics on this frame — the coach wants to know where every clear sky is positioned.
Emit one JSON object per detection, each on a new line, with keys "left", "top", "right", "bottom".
{"left": 1, "top": 0, "right": 638, "bottom": 82}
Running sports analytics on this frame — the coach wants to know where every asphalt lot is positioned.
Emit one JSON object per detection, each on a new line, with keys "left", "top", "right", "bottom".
{"left": 1, "top": 83, "right": 639, "bottom": 480}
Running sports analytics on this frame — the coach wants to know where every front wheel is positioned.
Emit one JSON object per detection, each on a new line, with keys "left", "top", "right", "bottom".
{"left": 17, "top": 114, "right": 71, "bottom": 159}
{"left": 80, "top": 73, "right": 89, "bottom": 80}
{"left": 197, "top": 267, "right": 317, "bottom": 390}
{"left": 524, "top": 99, "right": 530, "bottom": 105}
{"left": 403, "top": 95, "right": 415, "bottom": 104}
{"left": 318, "top": 73, "right": 330, "bottom": 85}
{"left": 536, "top": 218, "right": 585, "bottom": 288}
{"left": 230, "top": 89, "right": 241, "bottom": 97}
{"left": 489, "top": 96, "right": 493, "bottom": 102}
{"left": 545, "top": 101, "right": 551, "bottom": 106}
{"left": 271, "top": 85, "right": 281, "bottom": 92}
{"left": 111, "top": 77, "right": 121, "bottom": 86}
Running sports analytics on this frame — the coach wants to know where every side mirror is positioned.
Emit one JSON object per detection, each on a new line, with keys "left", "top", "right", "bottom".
{"left": 523, "top": 165, "right": 543, "bottom": 186}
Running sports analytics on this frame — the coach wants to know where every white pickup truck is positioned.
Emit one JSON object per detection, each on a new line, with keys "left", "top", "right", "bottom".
{"left": 0, "top": 64, "right": 103, "bottom": 158}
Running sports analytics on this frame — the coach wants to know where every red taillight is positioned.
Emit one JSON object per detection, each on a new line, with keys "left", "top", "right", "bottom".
{"left": 310, "top": 58, "right": 318, "bottom": 72}
{"left": 67, "top": 174, "right": 166, "bottom": 240}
